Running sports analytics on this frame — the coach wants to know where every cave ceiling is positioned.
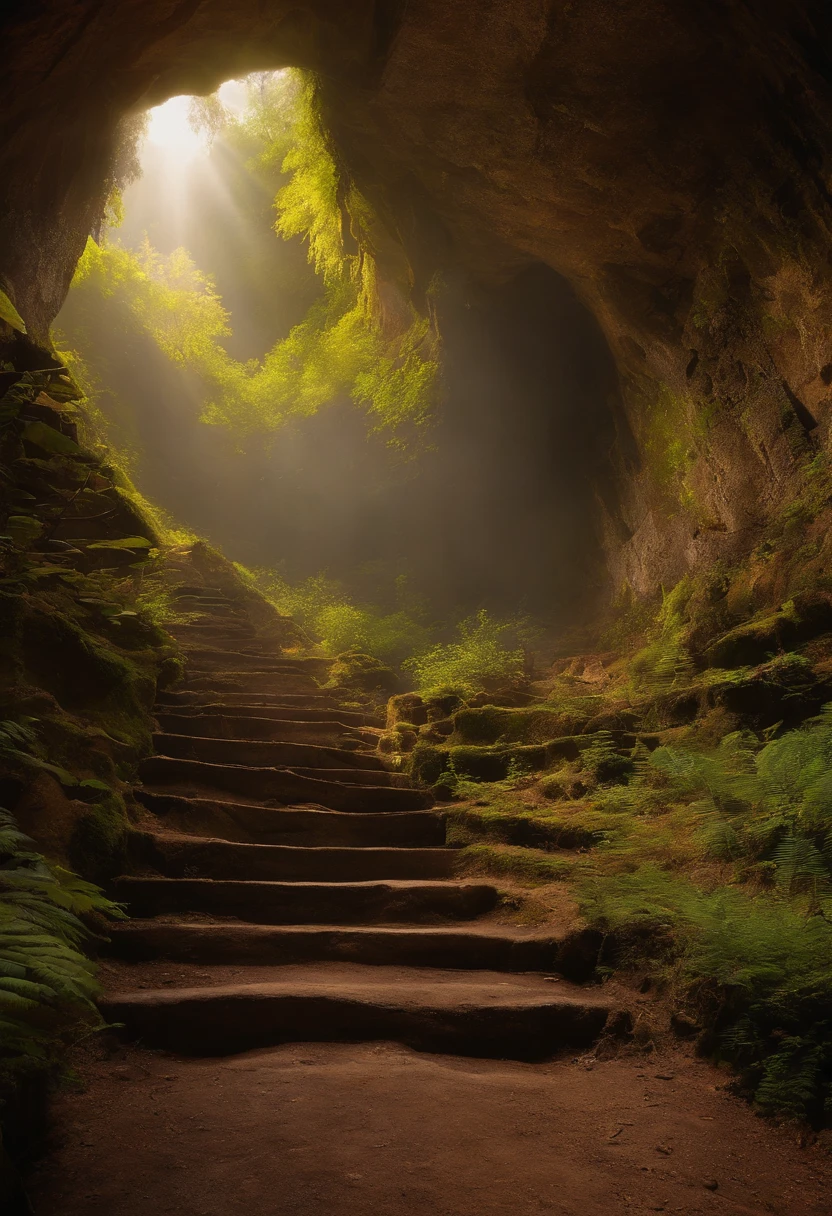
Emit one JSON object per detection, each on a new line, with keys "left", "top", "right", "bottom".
{"left": 3, "top": 0, "right": 832, "bottom": 593}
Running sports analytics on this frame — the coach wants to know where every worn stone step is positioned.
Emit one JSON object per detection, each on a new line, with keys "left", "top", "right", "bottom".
{"left": 184, "top": 653, "right": 314, "bottom": 673}
{"left": 155, "top": 690, "right": 346, "bottom": 711}
{"left": 100, "top": 965, "right": 612, "bottom": 1058}
{"left": 107, "top": 922, "right": 593, "bottom": 974}
{"left": 130, "top": 831, "right": 459, "bottom": 881}
{"left": 149, "top": 733, "right": 384, "bottom": 772}
{"left": 286, "top": 765, "right": 403, "bottom": 786}
{"left": 176, "top": 672, "right": 324, "bottom": 695}
{"left": 176, "top": 638, "right": 269, "bottom": 652}
{"left": 183, "top": 650, "right": 333, "bottom": 673}
{"left": 156, "top": 702, "right": 381, "bottom": 728}
{"left": 134, "top": 790, "right": 445, "bottom": 845}
{"left": 111, "top": 877, "right": 498, "bottom": 923}
{"left": 137, "top": 757, "right": 431, "bottom": 812}
{"left": 153, "top": 712, "right": 372, "bottom": 745}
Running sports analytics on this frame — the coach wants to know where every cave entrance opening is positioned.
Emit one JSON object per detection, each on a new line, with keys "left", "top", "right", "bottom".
{"left": 55, "top": 70, "right": 621, "bottom": 645}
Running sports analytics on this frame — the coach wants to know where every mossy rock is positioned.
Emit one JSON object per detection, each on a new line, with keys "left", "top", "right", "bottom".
{"left": 68, "top": 791, "right": 129, "bottom": 881}
{"left": 704, "top": 592, "right": 832, "bottom": 668}
{"left": 447, "top": 806, "right": 601, "bottom": 850}
{"left": 459, "top": 843, "right": 576, "bottom": 885}
{"left": 21, "top": 605, "right": 153, "bottom": 714}
{"left": 329, "top": 651, "right": 399, "bottom": 694}
{"left": 704, "top": 653, "right": 830, "bottom": 726}
{"left": 451, "top": 705, "right": 586, "bottom": 746}
{"left": 157, "top": 654, "right": 185, "bottom": 689}
{"left": 387, "top": 693, "right": 427, "bottom": 728}
{"left": 424, "top": 690, "right": 464, "bottom": 720}
{"left": 409, "top": 739, "right": 580, "bottom": 785}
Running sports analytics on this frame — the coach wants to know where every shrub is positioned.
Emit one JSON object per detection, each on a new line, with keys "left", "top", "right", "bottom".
{"left": 404, "top": 609, "right": 525, "bottom": 697}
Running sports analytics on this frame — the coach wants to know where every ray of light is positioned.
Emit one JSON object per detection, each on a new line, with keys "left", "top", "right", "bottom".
{"left": 146, "top": 95, "right": 208, "bottom": 160}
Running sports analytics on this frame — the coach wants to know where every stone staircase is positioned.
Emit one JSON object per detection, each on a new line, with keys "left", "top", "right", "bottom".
{"left": 101, "top": 586, "right": 616, "bottom": 1058}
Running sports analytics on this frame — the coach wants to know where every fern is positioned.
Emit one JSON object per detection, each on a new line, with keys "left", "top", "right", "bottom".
{"left": 770, "top": 835, "right": 830, "bottom": 900}
{"left": 0, "top": 810, "right": 122, "bottom": 1082}
{"left": 0, "top": 718, "right": 75, "bottom": 786}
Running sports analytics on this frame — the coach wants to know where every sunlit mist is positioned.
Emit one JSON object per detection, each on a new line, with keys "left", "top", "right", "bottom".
{"left": 146, "top": 95, "right": 209, "bottom": 160}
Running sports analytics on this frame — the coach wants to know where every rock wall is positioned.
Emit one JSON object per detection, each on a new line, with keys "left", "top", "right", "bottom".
{"left": 2, "top": 0, "right": 832, "bottom": 600}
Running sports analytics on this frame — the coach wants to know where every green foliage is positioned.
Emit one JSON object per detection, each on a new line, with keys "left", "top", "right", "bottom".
{"left": 460, "top": 842, "right": 575, "bottom": 884}
{"left": 273, "top": 73, "right": 344, "bottom": 285}
{"left": 628, "top": 577, "right": 695, "bottom": 692}
{"left": 649, "top": 706, "right": 832, "bottom": 898}
{"left": 404, "top": 609, "right": 526, "bottom": 697}
{"left": 248, "top": 568, "right": 432, "bottom": 665}
{"left": 62, "top": 70, "right": 439, "bottom": 444}
{"left": 0, "top": 719, "right": 75, "bottom": 787}
{"left": 582, "top": 865, "right": 832, "bottom": 1120}
{"left": 579, "top": 731, "right": 633, "bottom": 784}
{"left": 0, "top": 809, "right": 122, "bottom": 1083}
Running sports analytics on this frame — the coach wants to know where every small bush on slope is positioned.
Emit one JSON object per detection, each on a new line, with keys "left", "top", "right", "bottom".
{"left": 246, "top": 569, "right": 528, "bottom": 696}
{"left": 404, "top": 609, "right": 526, "bottom": 697}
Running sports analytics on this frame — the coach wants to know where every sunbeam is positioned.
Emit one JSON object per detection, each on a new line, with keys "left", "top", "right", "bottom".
{"left": 145, "top": 95, "right": 209, "bottom": 160}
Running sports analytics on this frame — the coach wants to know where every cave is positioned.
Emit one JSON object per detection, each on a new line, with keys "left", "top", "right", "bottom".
{"left": 4, "top": 3, "right": 832, "bottom": 1212}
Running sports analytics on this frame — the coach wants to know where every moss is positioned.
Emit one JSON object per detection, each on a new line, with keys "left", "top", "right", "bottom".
{"left": 68, "top": 790, "right": 129, "bottom": 881}
{"left": 451, "top": 705, "right": 586, "bottom": 745}
{"left": 327, "top": 651, "right": 399, "bottom": 694}
{"left": 409, "top": 738, "right": 583, "bottom": 785}
{"left": 703, "top": 594, "right": 832, "bottom": 668}
{"left": 459, "top": 843, "right": 577, "bottom": 885}
{"left": 637, "top": 381, "right": 696, "bottom": 508}
{"left": 386, "top": 692, "right": 427, "bottom": 728}
{"left": 446, "top": 805, "right": 602, "bottom": 850}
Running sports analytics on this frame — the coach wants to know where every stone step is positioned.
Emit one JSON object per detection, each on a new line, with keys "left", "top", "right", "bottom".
{"left": 130, "top": 831, "right": 459, "bottom": 881}
{"left": 107, "top": 922, "right": 593, "bottom": 974}
{"left": 175, "top": 636, "right": 269, "bottom": 651}
{"left": 183, "top": 654, "right": 316, "bottom": 673}
{"left": 156, "top": 702, "right": 381, "bottom": 728}
{"left": 155, "top": 690, "right": 346, "bottom": 711}
{"left": 134, "top": 790, "right": 445, "bottom": 846}
{"left": 286, "top": 765, "right": 403, "bottom": 786}
{"left": 100, "top": 965, "right": 612, "bottom": 1058}
{"left": 153, "top": 712, "right": 372, "bottom": 745}
{"left": 175, "top": 672, "right": 324, "bottom": 695}
{"left": 111, "top": 876, "right": 497, "bottom": 923}
{"left": 136, "top": 757, "right": 431, "bottom": 812}
{"left": 182, "top": 650, "right": 333, "bottom": 674}
{"left": 149, "top": 733, "right": 385, "bottom": 772}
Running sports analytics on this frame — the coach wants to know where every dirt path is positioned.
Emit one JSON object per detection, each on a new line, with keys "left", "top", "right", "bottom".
{"left": 29, "top": 1041, "right": 832, "bottom": 1216}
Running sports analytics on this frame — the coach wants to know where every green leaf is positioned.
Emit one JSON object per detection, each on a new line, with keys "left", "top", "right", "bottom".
{"left": 22, "top": 420, "right": 82, "bottom": 456}
{"left": 78, "top": 778, "right": 110, "bottom": 792}
{"left": 0, "top": 288, "right": 27, "bottom": 334}
{"left": 85, "top": 536, "right": 151, "bottom": 551}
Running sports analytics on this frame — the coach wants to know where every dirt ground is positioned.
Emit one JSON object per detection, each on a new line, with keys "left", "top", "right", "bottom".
{"left": 27, "top": 1040, "right": 832, "bottom": 1216}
